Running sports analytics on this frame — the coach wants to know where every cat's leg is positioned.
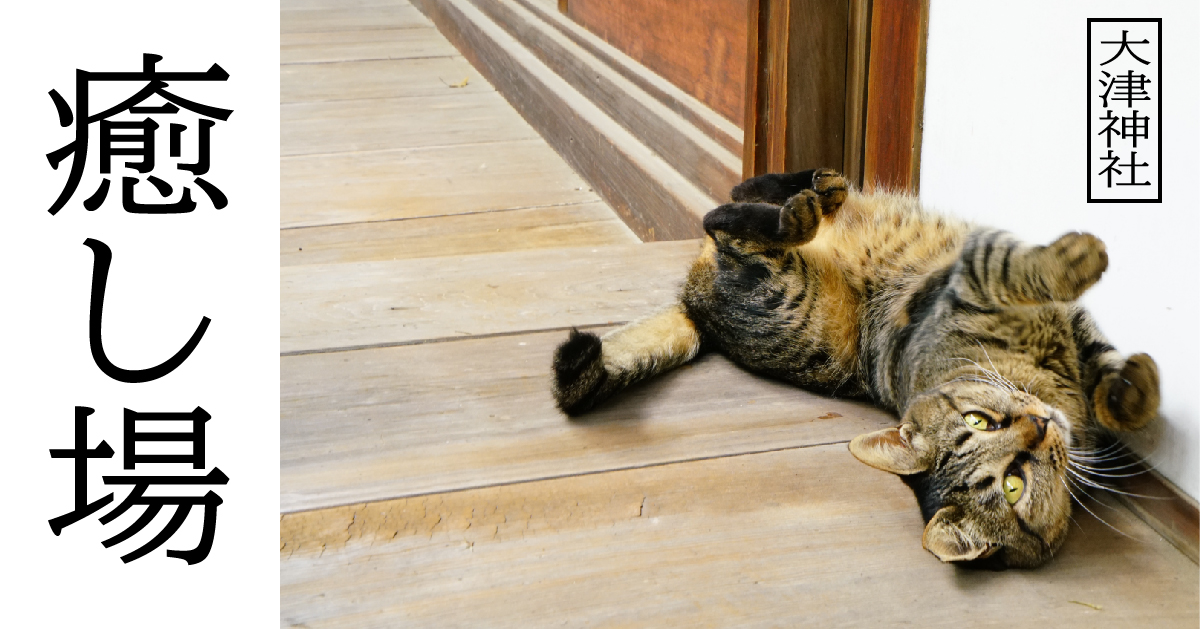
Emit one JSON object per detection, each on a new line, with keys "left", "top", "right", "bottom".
{"left": 705, "top": 170, "right": 848, "bottom": 247}
{"left": 951, "top": 230, "right": 1109, "bottom": 307}
{"left": 551, "top": 304, "right": 702, "bottom": 416}
{"left": 1068, "top": 307, "right": 1160, "bottom": 431}
{"left": 731, "top": 168, "right": 823, "bottom": 204}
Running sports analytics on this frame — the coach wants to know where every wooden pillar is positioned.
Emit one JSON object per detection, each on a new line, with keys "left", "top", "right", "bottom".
{"left": 862, "top": 0, "right": 929, "bottom": 192}
{"left": 743, "top": 0, "right": 928, "bottom": 192}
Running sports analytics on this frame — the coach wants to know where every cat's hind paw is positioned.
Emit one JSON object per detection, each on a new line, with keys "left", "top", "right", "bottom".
{"left": 552, "top": 329, "right": 608, "bottom": 416}
{"left": 812, "top": 168, "right": 848, "bottom": 215}
{"left": 1040, "top": 232, "right": 1109, "bottom": 301}
{"left": 1094, "top": 353, "right": 1159, "bottom": 431}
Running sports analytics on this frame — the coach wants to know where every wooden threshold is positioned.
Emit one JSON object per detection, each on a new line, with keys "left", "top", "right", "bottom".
{"left": 411, "top": 0, "right": 734, "bottom": 240}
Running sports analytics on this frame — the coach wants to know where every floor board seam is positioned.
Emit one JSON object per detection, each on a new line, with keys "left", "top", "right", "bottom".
{"left": 281, "top": 87, "right": 498, "bottom": 106}
{"left": 279, "top": 137, "right": 547, "bottom": 161}
{"left": 280, "top": 200, "right": 602, "bottom": 231}
{"left": 280, "top": 322, "right": 618, "bottom": 357}
{"left": 281, "top": 135, "right": 541, "bottom": 159}
{"left": 281, "top": 439, "right": 853, "bottom": 515}
{"left": 282, "top": 26, "right": 434, "bottom": 36}
{"left": 282, "top": 54, "right": 462, "bottom": 66}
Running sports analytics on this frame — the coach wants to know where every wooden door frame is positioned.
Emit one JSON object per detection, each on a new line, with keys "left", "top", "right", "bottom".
{"left": 743, "top": 0, "right": 929, "bottom": 192}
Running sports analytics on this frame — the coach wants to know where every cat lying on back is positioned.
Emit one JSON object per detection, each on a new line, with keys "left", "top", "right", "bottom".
{"left": 551, "top": 168, "right": 1159, "bottom": 569}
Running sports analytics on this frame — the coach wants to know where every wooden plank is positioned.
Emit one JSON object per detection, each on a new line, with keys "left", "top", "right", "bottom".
{"left": 863, "top": 0, "right": 929, "bottom": 192}
{"left": 281, "top": 445, "right": 1200, "bottom": 627}
{"left": 281, "top": 202, "right": 636, "bottom": 266}
{"left": 282, "top": 57, "right": 491, "bottom": 103}
{"left": 281, "top": 330, "right": 897, "bottom": 512}
{"left": 470, "top": 0, "right": 740, "bottom": 203}
{"left": 282, "top": 28, "right": 459, "bottom": 64}
{"left": 281, "top": 5, "right": 430, "bottom": 34}
{"left": 281, "top": 140, "right": 600, "bottom": 228}
{"left": 517, "top": 0, "right": 743, "bottom": 156}
{"left": 411, "top": 0, "right": 712, "bottom": 240}
{"left": 563, "top": 0, "right": 748, "bottom": 126}
{"left": 281, "top": 91, "right": 539, "bottom": 156}
{"left": 281, "top": 240, "right": 700, "bottom": 354}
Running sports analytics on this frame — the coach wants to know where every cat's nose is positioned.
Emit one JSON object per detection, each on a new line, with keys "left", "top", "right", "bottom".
{"left": 1018, "top": 414, "right": 1049, "bottom": 448}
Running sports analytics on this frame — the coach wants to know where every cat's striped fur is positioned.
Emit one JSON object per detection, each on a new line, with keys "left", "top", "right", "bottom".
{"left": 551, "top": 168, "right": 1159, "bottom": 568}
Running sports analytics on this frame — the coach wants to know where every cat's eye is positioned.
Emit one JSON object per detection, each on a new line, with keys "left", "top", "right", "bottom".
{"left": 1003, "top": 475, "right": 1025, "bottom": 505}
{"left": 963, "top": 412, "right": 990, "bottom": 431}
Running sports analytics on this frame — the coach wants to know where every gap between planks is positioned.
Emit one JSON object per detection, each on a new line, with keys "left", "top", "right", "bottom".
{"left": 279, "top": 322, "right": 616, "bottom": 357}
{"left": 279, "top": 200, "right": 600, "bottom": 231}
{"left": 281, "top": 442, "right": 1199, "bottom": 628}
{"left": 281, "top": 437, "right": 853, "bottom": 515}
{"left": 282, "top": 203, "right": 634, "bottom": 266}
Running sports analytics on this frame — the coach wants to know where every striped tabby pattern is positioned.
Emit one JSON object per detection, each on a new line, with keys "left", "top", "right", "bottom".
{"left": 551, "top": 168, "right": 1159, "bottom": 568}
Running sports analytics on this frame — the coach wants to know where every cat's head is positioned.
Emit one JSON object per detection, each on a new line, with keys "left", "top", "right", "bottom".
{"left": 849, "top": 381, "right": 1072, "bottom": 568}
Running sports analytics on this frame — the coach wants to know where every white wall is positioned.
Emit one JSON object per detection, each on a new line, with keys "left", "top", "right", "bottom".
{"left": 919, "top": 1, "right": 1199, "bottom": 499}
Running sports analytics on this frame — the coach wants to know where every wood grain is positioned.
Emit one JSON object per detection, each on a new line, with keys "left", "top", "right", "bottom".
{"left": 842, "top": 0, "right": 871, "bottom": 188}
{"left": 282, "top": 56, "right": 490, "bottom": 102}
{"left": 281, "top": 202, "right": 636, "bottom": 266}
{"left": 282, "top": 28, "right": 459, "bottom": 64}
{"left": 282, "top": 444, "right": 1200, "bottom": 627}
{"left": 280, "top": 240, "right": 700, "bottom": 354}
{"left": 282, "top": 140, "right": 600, "bottom": 228}
{"left": 744, "top": 0, "right": 790, "bottom": 177}
{"left": 863, "top": 0, "right": 929, "bottom": 192}
{"left": 783, "top": 0, "right": 848, "bottom": 174}
{"left": 281, "top": 4, "right": 430, "bottom": 34}
{"left": 281, "top": 91, "right": 539, "bottom": 156}
{"left": 281, "top": 330, "right": 897, "bottom": 512}
{"left": 563, "top": 0, "right": 748, "bottom": 126}
{"left": 411, "top": 0, "right": 712, "bottom": 240}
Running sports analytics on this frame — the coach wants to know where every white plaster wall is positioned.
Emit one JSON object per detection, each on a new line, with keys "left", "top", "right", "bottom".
{"left": 919, "top": 0, "right": 1199, "bottom": 498}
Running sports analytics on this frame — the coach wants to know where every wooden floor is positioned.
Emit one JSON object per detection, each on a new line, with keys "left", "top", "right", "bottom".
{"left": 280, "top": 1, "right": 1199, "bottom": 626}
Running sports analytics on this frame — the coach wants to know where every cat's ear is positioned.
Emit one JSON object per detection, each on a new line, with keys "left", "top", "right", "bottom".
{"left": 848, "top": 424, "right": 930, "bottom": 475}
{"left": 922, "top": 506, "right": 999, "bottom": 563}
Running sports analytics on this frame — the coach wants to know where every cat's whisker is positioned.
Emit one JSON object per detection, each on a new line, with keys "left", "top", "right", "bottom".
{"left": 1064, "top": 476, "right": 1124, "bottom": 512}
{"left": 975, "top": 343, "right": 1020, "bottom": 394}
{"left": 1062, "top": 478, "right": 1137, "bottom": 540}
{"left": 1065, "top": 467, "right": 1171, "bottom": 500}
{"left": 1069, "top": 441, "right": 1130, "bottom": 461}
{"left": 1067, "top": 456, "right": 1147, "bottom": 473}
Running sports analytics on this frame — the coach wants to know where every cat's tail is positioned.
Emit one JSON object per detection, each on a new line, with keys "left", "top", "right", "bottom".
{"left": 551, "top": 304, "right": 702, "bottom": 416}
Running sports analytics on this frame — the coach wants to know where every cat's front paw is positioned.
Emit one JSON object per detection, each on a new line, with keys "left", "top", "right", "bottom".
{"left": 811, "top": 168, "right": 848, "bottom": 215}
{"left": 1094, "top": 353, "right": 1159, "bottom": 431}
{"left": 1039, "top": 232, "right": 1108, "bottom": 301}
{"left": 780, "top": 190, "right": 824, "bottom": 245}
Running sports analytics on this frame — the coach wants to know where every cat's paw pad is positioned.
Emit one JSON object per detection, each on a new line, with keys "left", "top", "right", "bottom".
{"left": 1042, "top": 232, "right": 1108, "bottom": 300}
{"left": 1095, "top": 353, "right": 1159, "bottom": 431}
{"left": 812, "top": 168, "right": 848, "bottom": 214}
{"left": 780, "top": 189, "right": 823, "bottom": 245}
{"left": 552, "top": 329, "right": 607, "bottom": 415}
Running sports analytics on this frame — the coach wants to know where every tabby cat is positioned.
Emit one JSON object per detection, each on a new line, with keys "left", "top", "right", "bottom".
{"left": 550, "top": 168, "right": 1160, "bottom": 569}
